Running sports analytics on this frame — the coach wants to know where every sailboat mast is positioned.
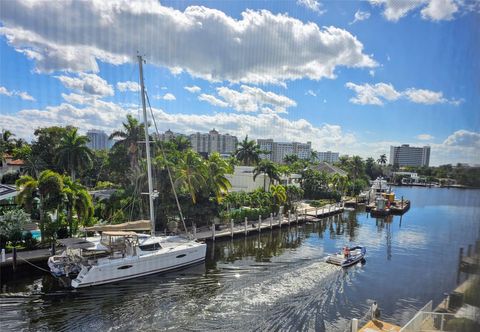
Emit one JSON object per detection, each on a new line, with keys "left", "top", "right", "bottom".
{"left": 138, "top": 55, "right": 155, "bottom": 235}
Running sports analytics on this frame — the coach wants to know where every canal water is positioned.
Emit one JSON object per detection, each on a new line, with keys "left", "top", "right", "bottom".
{"left": 1, "top": 187, "right": 479, "bottom": 331}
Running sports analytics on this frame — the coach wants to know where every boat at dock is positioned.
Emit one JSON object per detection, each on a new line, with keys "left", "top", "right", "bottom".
{"left": 326, "top": 246, "right": 366, "bottom": 267}
{"left": 48, "top": 55, "right": 207, "bottom": 288}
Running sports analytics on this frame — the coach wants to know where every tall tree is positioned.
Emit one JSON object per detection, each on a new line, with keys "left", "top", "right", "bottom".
{"left": 234, "top": 135, "right": 262, "bottom": 166}
{"left": 109, "top": 114, "right": 145, "bottom": 170}
{"left": 56, "top": 128, "right": 93, "bottom": 181}
{"left": 283, "top": 154, "right": 299, "bottom": 165}
{"left": 31, "top": 126, "right": 72, "bottom": 171}
{"left": 253, "top": 159, "right": 280, "bottom": 191}
{"left": 206, "top": 153, "right": 233, "bottom": 203}
{"left": 62, "top": 176, "right": 94, "bottom": 236}
{"left": 174, "top": 150, "right": 207, "bottom": 204}
{"left": 270, "top": 184, "right": 287, "bottom": 213}
{"left": 377, "top": 154, "right": 387, "bottom": 166}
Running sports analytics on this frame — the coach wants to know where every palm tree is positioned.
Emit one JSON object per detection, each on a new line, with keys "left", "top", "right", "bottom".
{"left": 16, "top": 170, "right": 64, "bottom": 241}
{"left": 169, "top": 136, "right": 191, "bottom": 152}
{"left": 109, "top": 114, "right": 145, "bottom": 169}
{"left": 377, "top": 154, "right": 387, "bottom": 166}
{"left": 234, "top": 135, "right": 262, "bottom": 166}
{"left": 206, "top": 153, "right": 232, "bottom": 202}
{"left": 253, "top": 160, "right": 280, "bottom": 191}
{"left": 174, "top": 150, "right": 207, "bottom": 204}
{"left": 270, "top": 184, "right": 287, "bottom": 213}
{"left": 62, "top": 176, "right": 94, "bottom": 236}
{"left": 56, "top": 128, "right": 93, "bottom": 181}
{"left": 283, "top": 154, "right": 299, "bottom": 165}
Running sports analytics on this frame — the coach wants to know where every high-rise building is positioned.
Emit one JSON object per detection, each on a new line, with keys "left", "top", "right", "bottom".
{"left": 86, "top": 129, "right": 112, "bottom": 150}
{"left": 316, "top": 151, "right": 339, "bottom": 164}
{"left": 389, "top": 144, "right": 431, "bottom": 167}
{"left": 257, "top": 139, "right": 312, "bottom": 163}
{"left": 189, "top": 129, "right": 237, "bottom": 155}
{"left": 154, "top": 129, "right": 187, "bottom": 143}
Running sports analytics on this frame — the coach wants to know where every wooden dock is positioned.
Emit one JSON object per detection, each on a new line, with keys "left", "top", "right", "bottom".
{"left": 359, "top": 320, "right": 401, "bottom": 332}
{"left": 195, "top": 204, "right": 344, "bottom": 241}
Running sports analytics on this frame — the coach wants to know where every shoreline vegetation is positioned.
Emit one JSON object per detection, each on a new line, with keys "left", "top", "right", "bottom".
{"left": 1, "top": 120, "right": 479, "bottom": 251}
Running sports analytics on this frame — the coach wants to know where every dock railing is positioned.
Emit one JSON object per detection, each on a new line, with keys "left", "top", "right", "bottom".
{"left": 398, "top": 300, "right": 458, "bottom": 332}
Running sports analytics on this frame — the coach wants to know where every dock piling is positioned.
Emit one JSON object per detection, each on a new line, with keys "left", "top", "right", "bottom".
{"left": 270, "top": 213, "right": 273, "bottom": 229}
{"left": 351, "top": 318, "right": 358, "bottom": 332}
{"left": 288, "top": 210, "right": 291, "bottom": 225}
{"left": 467, "top": 244, "right": 472, "bottom": 257}
{"left": 212, "top": 224, "right": 216, "bottom": 241}
{"left": 193, "top": 225, "right": 197, "bottom": 239}
{"left": 278, "top": 213, "right": 281, "bottom": 227}
{"left": 295, "top": 212, "right": 298, "bottom": 223}
{"left": 245, "top": 217, "right": 248, "bottom": 235}
{"left": 258, "top": 215, "right": 261, "bottom": 232}
{"left": 1, "top": 248, "right": 5, "bottom": 263}
{"left": 12, "top": 247, "right": 17, "bottom": 272}
{"left": 231, "top": 219, "right": 234, "bottom": 238}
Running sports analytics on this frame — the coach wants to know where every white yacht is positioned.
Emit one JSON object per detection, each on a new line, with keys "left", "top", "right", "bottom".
{"left": 48, "top": 56, "right": 207, "bottom": 288}
{"left": 370, "top": 177, "right": 390, "bottom": 197}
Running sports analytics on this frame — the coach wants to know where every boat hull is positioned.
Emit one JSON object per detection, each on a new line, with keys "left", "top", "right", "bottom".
{"left": 71, "top": 242, "right": 206, "bottom": 288}
{"left": 326, "top": 246, "right": 366, "bottom": 267}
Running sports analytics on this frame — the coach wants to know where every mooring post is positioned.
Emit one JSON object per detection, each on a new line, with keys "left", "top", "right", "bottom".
{"left": 315, "top": 207, "right": 318, "bottom": 216}
{"left": 193, "top": 224, "right": 197, "bottom": 239}
{"left": 401, "top": 196, "right": 404, "bottom": 207}
{"left": 245, "top": 217, "right": 248, "bottom": 235}
{"left": 278, "top": 212, "right": 282, "bottom": 227}
{"left": 52, "top": 242, "right": 56, "bottom": 256}
{"left": 12, "top": 247, "right": 17, "bottom": 272}
{"left": 258, "top": 215, "right": 262, "bottom": 232}
{"left": 1, "top": 248, "right": 5, "bottom": 263}
{"left": 231, "top": 219, "right": 234, "bottom": 238}
{"left": 295, "top": 212, "right": 298, "bottom": 223}
{"left": 351, "top": 318, "right": 358, "bottom": 332}
{"left": 288, "top": 210, "right": 291, "bottom": 225}
{"left": 212, "top": 223, "right": 216, "bottom": 241}
{"left": 458, "top": 247, "right": 464, "bottom": 270}
{"left": 270, "top": 213, "right": 273, "bottom": 229}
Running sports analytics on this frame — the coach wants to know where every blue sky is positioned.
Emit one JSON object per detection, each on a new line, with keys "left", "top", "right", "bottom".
{"left": 0, "top": 0, "right": 478, "bottom": 165}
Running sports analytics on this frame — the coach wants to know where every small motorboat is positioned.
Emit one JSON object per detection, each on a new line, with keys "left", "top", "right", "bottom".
{"left": 326, "top": 246, "right": 366, "bottom": 267}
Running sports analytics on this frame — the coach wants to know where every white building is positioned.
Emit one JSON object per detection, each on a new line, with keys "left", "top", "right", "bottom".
{"left": 225, "top": 166, "right": 301, "bottom": 192}
{"left": 190, "top": 129, "right": 237, "bottom": 155}
{"left": 86, "top": 129, "right": 113, "bottom": 150}
{"left": 257, "top": 139, "right": 311, "bottom": 164}
{"left": 390, "top": 144, "right": 431, "bottom": 167}
{"left": 316, "top": 151, "right": 339, "bottom": 164}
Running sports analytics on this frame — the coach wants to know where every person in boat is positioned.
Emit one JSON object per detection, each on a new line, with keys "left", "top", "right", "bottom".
{"left": 343, "top": 246, "right": 350, "bottom": 258}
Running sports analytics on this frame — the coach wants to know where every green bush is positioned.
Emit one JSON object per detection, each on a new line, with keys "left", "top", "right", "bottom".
{"left": 445, "top": 318, "right": 480, "bottom": 332}
{"left": 22, "top": 232, "right": 38, "bottom": 250}
{"left": 464, "top": 280, "right": 480, "bottom": 307}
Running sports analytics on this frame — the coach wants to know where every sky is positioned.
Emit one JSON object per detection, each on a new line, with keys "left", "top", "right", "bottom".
{"left": 0, "top": 0, "right": 478, "bottom": 166}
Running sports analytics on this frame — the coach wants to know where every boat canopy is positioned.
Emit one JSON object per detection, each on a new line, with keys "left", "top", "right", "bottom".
{"left": 58, "top": 238, "right": 98, "bottom": 249}
{"left": 84, "top": 220, "right": 150, "bottom": 232}
{"left": 102, "top": 231, "right": 138, "bottom": 237}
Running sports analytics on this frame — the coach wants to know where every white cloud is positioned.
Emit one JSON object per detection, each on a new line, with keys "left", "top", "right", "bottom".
{"left": 369, "top": 0, "right": 460, "bottom": 21}
{"left": 346, "top": 82, "right": 460, "bottom": 106}
{"left": 0, "top": 0, "right": 375, "bottom": 84}
{"left": 0, "top": 85, "right": 35, "bottom": 101}
{"left": 306, "top": 90, "right": 317, "bottom": 97}
{"left": 369, "top": 70, "right": 375, "bottom": 77}
{"left": 421, "top": 0, "right": 459, "bottom": 20}
{"left": 56, "top": 73, "right": 114, "bottom": 96}
{"left": 416, "top": 134, "right": 435, "bottom": 140}
{"left": 404, "top": 88, "right": 446, "bottom": 104}
{"left": 184, "top": 85, "right": 201, "bottom": 93}
{"left": 297, "top": 0, "right": 326, "bottom": 14}
{"left": 345, "top": 82, "right": 401, "bottom": 105}
{"left": 117, "top": 81, "right": 140, "bottom": 92}
{"left": 350, "top": 10, "right": 371, "bottom": 24}
{"left": 198, "top": 85, "right": 296, "bottom": 114}
{"left": 154, "top": 93, "right": 176, "bottom": 101}
{"left": 443, "top": 130, "right": 480, "bottom": 148}
{"left": 198, "top": 94, "right": 229, "bottom": 108}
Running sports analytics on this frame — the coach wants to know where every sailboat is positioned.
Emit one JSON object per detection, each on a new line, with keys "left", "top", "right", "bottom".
{"left": 48, "top": 56, "right": 207, "bottom": 288}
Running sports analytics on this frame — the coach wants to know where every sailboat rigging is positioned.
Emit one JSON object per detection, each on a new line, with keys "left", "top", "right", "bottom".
{"left": 48, "top": 55, "right": 207, "bottom": 288}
